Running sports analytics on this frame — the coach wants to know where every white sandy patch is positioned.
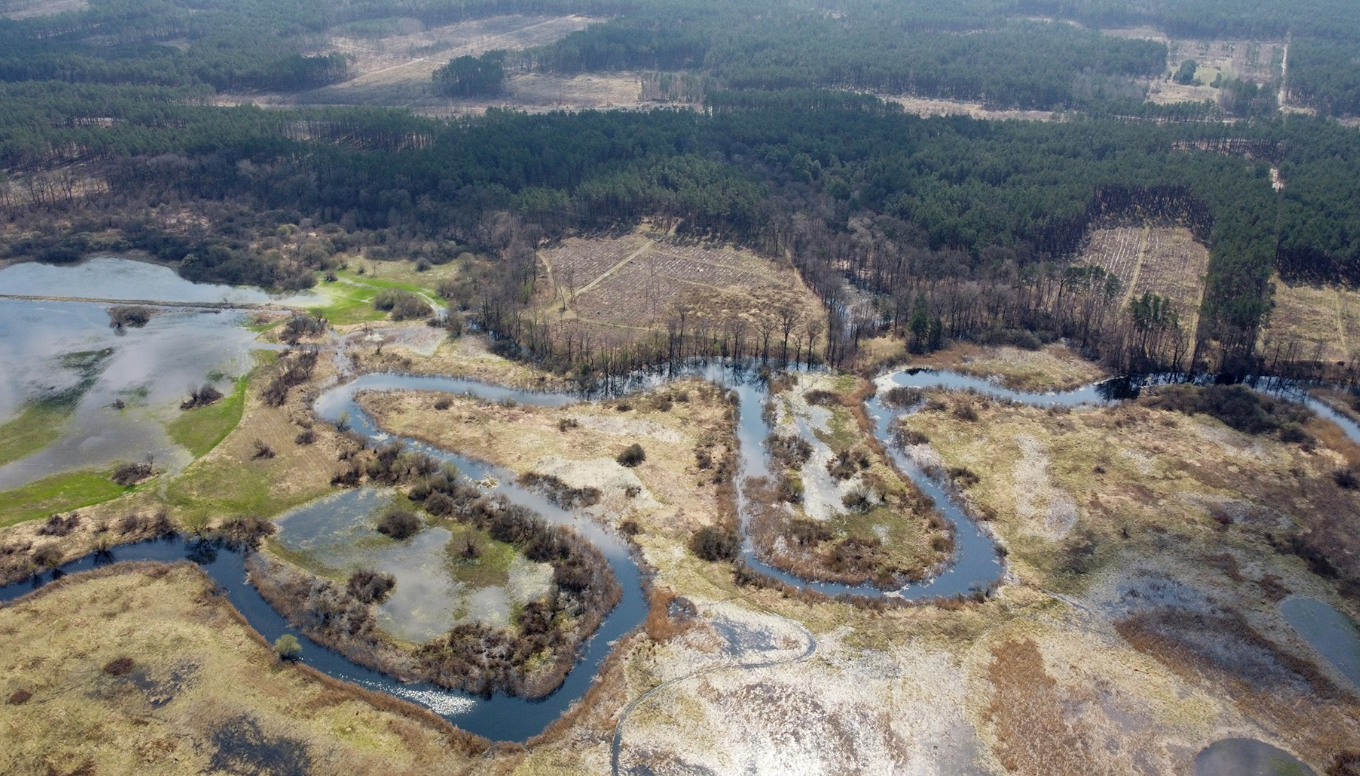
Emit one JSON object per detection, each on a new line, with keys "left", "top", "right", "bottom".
{"left": 780, "top": 374, "right": 862, "bottom": 521}
{"left": 1013, "top": 435, "right": 1079, "bottom": 539}
{"left": 568, "top": 413, "right": 683, "bottom": 442}
{"left": 619, "top": 625, "right": 987, "bottom": 775}
{"left": 533, "top": 454, "right": 661, "bottom": 510}
{"left": 507, "top": 554, "right": 554, "bottom": 605}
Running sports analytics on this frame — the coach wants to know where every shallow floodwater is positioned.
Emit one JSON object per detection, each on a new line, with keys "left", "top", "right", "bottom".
{"left": 0, "top": 256, "right": 324, "bottom": 307}
{"left": 272, "top": 488, "right": 550, "bottom": 643}
{"left": 0, "top": 298, "right": 263, "bottom": 489}
{"left": 1281, "top": 597, "right": 1360, "bottom": 692}
{"left": 1194, "top": 738, "right": 1316, "bottom": 776}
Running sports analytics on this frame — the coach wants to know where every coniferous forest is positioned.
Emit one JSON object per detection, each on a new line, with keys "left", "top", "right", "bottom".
{"left": 4, "top": 0, "right": 1360, "bottom": 378}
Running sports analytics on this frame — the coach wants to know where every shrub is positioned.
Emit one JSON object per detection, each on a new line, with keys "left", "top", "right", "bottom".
{"left": 424, "top": 491, "right": 456, "bottom": 516}
{"left": 777, "top": 472, "right": 805, "bottom": 503}
{"left": 617, "top": 443, "right": 646, "bottom": 467}
{"left": 558, "top": 418, "right": 579, "bottom": 431}
{"left": 217, "top": 516, "right": 276, "bottom": 549}
{"left": 433, "top": 396, "right": 452, "bottom": 410}
{"left": 805, "top": 389, "right": 839, "bottom": 406}
{"left": 690, "top": 526, "right": 741, "bottom": 561}
{"left": 882, "top": 386, "right": 924, "bottom": 408}
{"left": 252, "top": 439, "right": 276, "bottom": 460}
{"left": 181, "top": 383, "right": 224, "bottom": 410}
{"left": 376, "top": 509, "right": 421, "bottom": 539}
{"left": 111, "top": 461, "right": 154, "bottom": 486}
{"left": 294, "top": 428, "right": 316, "bottom": 445}
{"left": 894, "top": 426, "right": 931, "bottom": 447}
{"left": 274, "top": 634, "right": 302, "bottom": 661}
{"left": 827, "top": 448, "right": 871, "bottom": 480}
{"left": 7, "top": 689, "right": 31, "bottom": 705}
{"left": 37, "top": 513, "right": 80, "bottom": 537}
{"left": 1335, "top": 468, "right": 1360, "bottom": 490}
{"left": 842, "top": 485, "right": 874, "bottom": 512}
{"left": 31, "top": 544, "right": 63, "bottom": 569}
{"left": 948, "top": 466, "right": 981, "bottom": 486}
{"left": 102, "top": 657, "right": 134, "bottom": 676}
{"left": 767, "top": 434, "right": 813, "bottom": 469}
{"left": 1144, "top": 384, "right": 1311, "bottom": 435}
{"left": 952, "top": 400, "right": 979, "bottom": 422}
{"left": 695, "top": 448, "right": 713, "bottom": 469}
{"left": 107, "top": 305, "right": 152, "bottom": 329}
{"left": 347, "top": 569, "right": 396, "bottom": 604}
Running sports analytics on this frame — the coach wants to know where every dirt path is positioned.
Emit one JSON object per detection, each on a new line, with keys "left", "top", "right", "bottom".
{"left": 609, "top": 600, "right": 818, "bottom": 776}
{"left": 575, "top": 239, "right": 654, "bottom": 298}
{"left": 1335, "top": 287, "right": 1350, "bottom": 359}
{"left": 1122, "top": 226, "right": 1151, "bottom": 307}
{"left": 1279, "top": 35, "right": 1291, "bottom": 109}
{"left": 0, "top": 293, "right": 284, "bottom": 310}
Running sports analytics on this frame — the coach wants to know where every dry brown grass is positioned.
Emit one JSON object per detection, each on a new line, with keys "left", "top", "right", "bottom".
{"left": 986, "top": 638, "right": 1104, "bottom": 775}
{"left": 0, "top": 0, "right": 85, "bottom": 19}
{"left": 1260, "top": 275, "right": 1360, "bottom": 366}
{"left": 535, "top": 230, "right": 825, "bottom": 352}
{"left": 896, "top": 342, "right": 1107, "bottom": 391}
{"left": 877, "top": 94, "right": 1058, "bottom": 122}
{"left": 900, "top": 390, "right": 1360, "bottom": 592}
{"left": 358, "top": 378, "right": 737, "bottom": 544}
{"left": 1115, "top": 607, "right": 1360, "bottom": 767}
{"left": 0, "top": 562, "right": 488, "bottom": 775}
{"left": 1078, "top": 225, "right": 1209, "bottom": 331}
{"left": 1144, "top": 37, "right": 1285, "bottom": 106}
{"left": 216, "top": 15, "right": 606, "bottom": 113}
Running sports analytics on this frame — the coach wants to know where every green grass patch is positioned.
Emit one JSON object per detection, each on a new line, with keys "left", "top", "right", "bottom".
{"left": 444, "top": 524, "right": 515, "bottom": 588}
{"left": 0, "top": 347, "right": 115, "bottom": 467}
{"left": 308, "top": 268, "right": 444, "bottom": 326}
{"left": 0, "top": 403, "right": 71, "bottom": 468}
{"left": 0, "top": 469, "right": 133, "bottom": 528}
{"left": 166, "top": 375, "right": 248, "bottom": 457}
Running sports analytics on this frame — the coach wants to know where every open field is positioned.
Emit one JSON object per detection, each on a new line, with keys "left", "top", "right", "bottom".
{"left": 0, "top": 563, "right": 482, "bottom": 775}
{"left": 358, "top": 377, "right": 738, "bottom": 544}
{"left": 217, "top": 15, "right": 616, "bottom": 114}
{"left": 877, "top": 94, "right": 1060, "bottom": 122}
{"left": 308, "top": 262, "right": 454, "bottom": 325}
{"left": 0, "top": 0, "right": 84, "bottom": 19}
{"left": 1260, "top": 275, "right": 1360, "bottom": 366}
{"left": 1077, "top": 225, "right": 1209, "bottom": 333}
{"left": 889, "top": 341, "right": 1109, "bottom": 392}
{"left": 4, "top": 332, "right": 1360, "bottom": 772}
{"left": 535, "top": 231, "right": 825, "bottom": 350}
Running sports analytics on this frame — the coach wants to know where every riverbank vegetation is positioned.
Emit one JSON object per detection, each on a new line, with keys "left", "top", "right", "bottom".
{"left": 0, "top": 563, "right": 486, "bottom": 776}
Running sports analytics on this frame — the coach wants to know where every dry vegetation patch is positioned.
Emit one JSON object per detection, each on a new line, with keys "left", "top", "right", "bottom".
{"left": 1077, "top": 225, "right": 1209, "bottom": 332}
{"left": 898, "top": 390, "right": 1360, "bottom": 592}
{"left": 536, "top": 232, "right": 824, "bottom": 351}
{"left": 356, "top": 379, "right": 738, "bottom": 546}
{"left": 1260, "top": 275, "right": 1360, "bottom": 366}
{"left": 0, "top": 563, "right": 485, "bottom": 775}
{"left": 895, "top": 342, "right": 1107, "bottom": 392}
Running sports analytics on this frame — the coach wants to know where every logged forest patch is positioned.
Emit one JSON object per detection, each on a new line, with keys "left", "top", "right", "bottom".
{"left": 219, "top": 15, "right": 604, "bottom": 111}
{"left": 1137, "top": 36, "right": 1285, "bottom": 106}
{"left": 876, "top": 95, "right": 1059, "bottom": 122}
{"left": 0, "top": 0, "right": 84, "bottom": 19}
{"left": 1077, "top": 225, "right": 1209, "bottom": 333}
{"left": 1260, "top": 276, "right": 1360, "bottom": 367}
{"left": 536, "top": 232, "right": 824, "bottom": 352}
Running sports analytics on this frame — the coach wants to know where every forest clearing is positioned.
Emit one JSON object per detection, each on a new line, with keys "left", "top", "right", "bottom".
{"left": 535, "top": 232, "right": 825, "bottom": 351}
{"left": 1260, "top": 276, "right": 1360, "bottom": 366}
{"left": 1077, "top": 225, "right": 1210, "bottom": 335}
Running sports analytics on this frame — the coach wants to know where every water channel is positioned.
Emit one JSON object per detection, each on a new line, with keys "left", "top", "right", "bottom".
{"left": 4, "top": 260, "right": 1360, "bottom": 745}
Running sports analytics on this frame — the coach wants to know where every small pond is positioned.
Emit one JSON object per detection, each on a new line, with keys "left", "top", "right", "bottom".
{"left": 1281, "top": 596, "right": 1360, "bottom": 692}
{"left": 1194, "top": 738, "right": 1316, "bottom": 776}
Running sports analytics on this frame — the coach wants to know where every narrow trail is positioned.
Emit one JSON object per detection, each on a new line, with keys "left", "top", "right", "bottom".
{"left": 1336, "top": 287, "right": 1350, "bottom": 360}
{"left": 1279, "top": 35, "right": 1291, "bottom": 109}
{"left": 575, "top": 240, "right": 654, "bottom": 298}
{"left": 1121, "top": 226, "right": 1150, "bottom": 307}
{"left": 0, "top": 293, "right": 282, "bottom": 310}
{"left": 609, "top": 599, "right": 818, "bottom": 776}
